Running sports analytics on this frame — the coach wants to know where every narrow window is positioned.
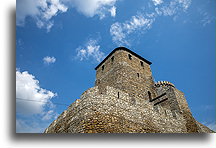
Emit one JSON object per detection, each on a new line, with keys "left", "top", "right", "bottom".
{"left": 140, "top": 61, "right": 144, "bottom": 67}
{"left": 102, "top": 65, "right": 104, "bottom": 71}
{"left": 118, "top": 92, "right": 120, "bottom": 98}
{"left": 137, "top": 73, "right": 139, "bottom": 78}
{"left": 128, "top": 54, "right": 132, "bottom": 60}
{"left": 111, "top": 56, "right": 114, "bottom": 62}
{"left": 148, "top": 91, "right": 152, "bottom": 102}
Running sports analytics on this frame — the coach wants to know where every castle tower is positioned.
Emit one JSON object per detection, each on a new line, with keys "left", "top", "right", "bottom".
{"left": 95, "top": 47, "right": 156, "bottom": 102}
{"left": 154, "top": 81, "right": 199, "bottom": 132}
{"left": 95, "top": 47, "right": 199, "bottom": 132}
{"left": 154, "top": 81, "right": 181, "bottom": 117}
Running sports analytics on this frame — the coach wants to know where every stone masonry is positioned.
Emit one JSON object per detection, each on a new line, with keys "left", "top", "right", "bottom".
{"left": 44, "top": 47, "right": 214, "bottom": 133}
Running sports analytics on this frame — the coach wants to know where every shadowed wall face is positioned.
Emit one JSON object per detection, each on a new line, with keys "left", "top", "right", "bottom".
{"left": 154, "top": 82, "right": 199, "bottom": 133}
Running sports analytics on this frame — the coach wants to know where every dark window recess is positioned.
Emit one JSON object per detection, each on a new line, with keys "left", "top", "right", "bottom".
{"left": 118, "top": 92, "right": 120, "bottom": 98}
{"left": 102, "top": 65, "right": 104, "bottom": 71}
{"left": 148, "top": 91, "right": 152, "bottom": 101}
{"left": 111, "top": 56, "right": 114, "bottom": 62}
{"left": 137, "top": 73, "right": 139, "bottom": 78}
{"left": 140, "top": 61, "right": 144, "bottom": 67}
{"left": 128, "top": 54, "right": 132, "bottom": 60}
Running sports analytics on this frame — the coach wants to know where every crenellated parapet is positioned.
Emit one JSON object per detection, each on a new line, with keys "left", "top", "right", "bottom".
{"left": 154, "top": 81, "right": 175, "bottom": 88}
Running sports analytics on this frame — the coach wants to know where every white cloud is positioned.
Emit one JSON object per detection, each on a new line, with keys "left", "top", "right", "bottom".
{"left": 110, "top": 22, "right": 128, "bottom": 46}
{"left": 110, "top": 14, "right": 154, "bottom": 46}
{"left": 16, "top": 69, "right": 57, "bottom": 115}
{"left": 16, "top": 0, "right": 119, "bottom": 30}
{"left": 110, "top": 0, "right": 192, "bottom": 46}
{"left": 155, "top": 0, "right": 192, "bottom": 16}
{"left": 16, "top": 0, "right": 68, "bottom": 31}
{"left": 152, "top": 0, "right": 163, "bottom": 6}
{"left": 43, "top": 56, "right": 56, "bottom": 64}
{"left": 76, "top": 39, "right": 105, "bottom": 62}
{"left": 178, "top": 0, "right": 191, "bottom": 11}
{"left": 110, "top": 6, "right": 116, "bottom": 17}
{"left": 64, "top": 0, "right": 118, "bottom": 18}
{"left": 125, "top": 15, "right": 154, "bottom": 33}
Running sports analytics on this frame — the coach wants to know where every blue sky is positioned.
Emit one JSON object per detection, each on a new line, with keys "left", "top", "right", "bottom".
{"left": 16, "top": 0, "right": 215, "bottom": 133}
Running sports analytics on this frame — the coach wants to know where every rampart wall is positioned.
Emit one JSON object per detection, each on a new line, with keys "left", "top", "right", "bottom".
{"left": 45, "top": 86, "right": 187, "bottom": 133}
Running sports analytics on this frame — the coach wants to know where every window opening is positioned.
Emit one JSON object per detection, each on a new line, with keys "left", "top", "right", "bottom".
{"left": 128, "top": 54, "right": 132, "bottom": 60}
{"left": 148, "top": 91, "right": 152, "bottom": 102}
{"left": 111, "top": 56, "right": 114, "bottom": 62}
{"left": 140, "top": 61, "right": 144, "bottom": 67}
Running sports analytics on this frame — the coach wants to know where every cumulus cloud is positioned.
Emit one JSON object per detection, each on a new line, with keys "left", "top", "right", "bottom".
{"left": 16, "top": 0, "right": 68, "bottom": 31}
{"left": 16, "top": 69, "right": 57, "bottom": 115}
{"left": 76, "top": 39, "right": 105, "bottom": 62}
{"left": 110, "top": 0, "right": 191, "bottom": 46}
{"left": 43, "top": 56, "right": 56, "bottom": 65}
{"left": 17, "top": 0, "right": 119, "bottom": 30}
{"left": 64, "top": 0, "right": 118, "bottom": 19}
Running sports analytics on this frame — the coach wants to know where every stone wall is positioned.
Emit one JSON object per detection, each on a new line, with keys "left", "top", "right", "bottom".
{"left": 174, "top": 89, "right": 199, "bottom": 132}
{"left": 45, "top": 86, "right": 189, "bottom": 133}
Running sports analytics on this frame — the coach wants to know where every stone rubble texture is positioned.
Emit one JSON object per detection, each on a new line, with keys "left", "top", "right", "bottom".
{"left": 45, "top": 47, "right": 214, "bottom": 133}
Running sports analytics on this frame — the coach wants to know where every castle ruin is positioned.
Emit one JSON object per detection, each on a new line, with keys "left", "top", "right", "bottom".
{"left": 45, "top": 47, "right": 213, "bottom": 133}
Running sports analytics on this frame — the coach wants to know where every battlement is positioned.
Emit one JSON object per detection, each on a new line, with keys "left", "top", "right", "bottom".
{"left": 155, "top": 81, "right": 175, "bottom": 88}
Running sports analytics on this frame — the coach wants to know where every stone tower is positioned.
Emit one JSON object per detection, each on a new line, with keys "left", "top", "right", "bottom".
{"left": 95, "top": 47, "right": 157, "bottom": 103}
{"left": 44, "top": 47, "right": 214, "bottom": 133}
